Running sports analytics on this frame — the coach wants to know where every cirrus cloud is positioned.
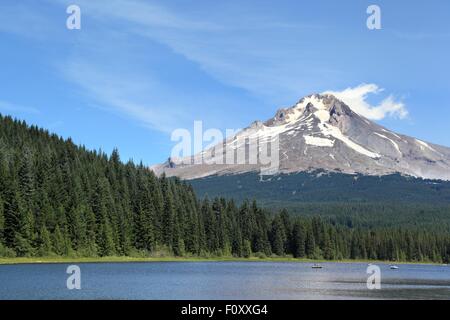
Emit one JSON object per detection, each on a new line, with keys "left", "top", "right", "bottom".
{"left": 0, "top": 100, "right": 40, "bottom": 114}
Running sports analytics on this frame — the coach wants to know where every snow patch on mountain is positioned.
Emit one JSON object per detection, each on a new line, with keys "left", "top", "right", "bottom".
{"left": 374, "top": 132, "right": 401, "bottom": 155}
{"left": 415, "top": 139, "right": 440, "bottom": 155}
{"left": 304, "top": 135, "right": 335, "bottom": 147}
{"left": 308, "top": 96, "right": 381, "bottom": 158}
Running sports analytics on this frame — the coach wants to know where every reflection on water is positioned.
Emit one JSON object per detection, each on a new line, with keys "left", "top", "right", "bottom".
{"left": 0, "top": 262, "right": 449, "bottom": 300}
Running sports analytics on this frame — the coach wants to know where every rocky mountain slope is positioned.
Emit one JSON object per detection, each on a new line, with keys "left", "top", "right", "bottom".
{"left": 153, "top": 94, "right": 450, "bottom": 181}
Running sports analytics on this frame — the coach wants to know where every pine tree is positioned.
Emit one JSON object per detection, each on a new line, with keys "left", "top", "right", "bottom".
{"left": 270, "top": 215, "right": 286, "bottom": 256}
{"left": 38, "top": 225, "right": 53, "bottom": 256}
{"left": 84, "top": 207, "right": 98, "bottom": 256}
{"left": 99, "top": 217, "right": 115, "bottom": 256}
{"left": 322, "top": 228, "right": 334, "bottom": 260}
{"left": 242, "top": 239, "right": 252, "bottom": 258}
{"left": 0, "top": 194, "right": 4, "bottom": 245}
{"left": 161, "top": 176, "right": 175, "bottom": 249}
{"left": 292, "top": 221, "right": 306, "bottom": 258}
{"left": 52, "top": 225, "right": 64, "bottom": 256}
{"left": 305, "top": 228, "right": 316, "bottom": 258}
{"left": 280, "top": 209, "right": 292, "bottom": 253}
{"left": 3, "top": 181, "right": 21, "bottom": 249}
{"left": 18, "top": 147, "right": 35, "bottom": 212}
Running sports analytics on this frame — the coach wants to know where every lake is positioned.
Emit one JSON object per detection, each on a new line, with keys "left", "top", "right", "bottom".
{"left": 0, "top": 262, "right": 449, "bottom": 299}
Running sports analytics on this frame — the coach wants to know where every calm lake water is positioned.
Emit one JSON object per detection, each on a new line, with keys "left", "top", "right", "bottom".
{"left": 0, "top": 262, "right": 449, "bottom": 300}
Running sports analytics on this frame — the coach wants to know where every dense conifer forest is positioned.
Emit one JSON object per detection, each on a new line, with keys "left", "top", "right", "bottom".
{"left": 190, "top": 171, "right": 450, "bottom": 205}
{"left": 1, "top": 114, "right": 450, "bottom": 262}
{"left": 191, "top": 169, "right": 450, "bottom": 231}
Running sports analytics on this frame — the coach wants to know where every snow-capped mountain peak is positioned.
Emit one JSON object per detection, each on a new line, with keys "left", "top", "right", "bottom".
{"left": 153, "top": 94, "right": 450, "bottom": 180}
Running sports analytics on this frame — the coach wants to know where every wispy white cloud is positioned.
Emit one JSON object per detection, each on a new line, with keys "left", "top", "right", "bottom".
{"left": 324, "top": 84, "right": 408, "bottom": 120}
{"left": 1, "top": 0, "right": 341, "bottom": 129}
{"left": 56, "top": 0, "right": 217, "bottom": 31}
{"left": 61, "top": 59, "right": 188, "bottom": 133}
{"left": 393, "top": 31, "right": 450, "bottom": 41}
{"left": 2, "top": 1, "right": 410, "bottom": 132}
{"left": 0, "top": 3, "right": 56, "bottom": 40}
{"left": 56, "top": 0, "right": 331, "bottom": 103}
{"left": 0, "top": 100, "right": 40, "bottom": 114}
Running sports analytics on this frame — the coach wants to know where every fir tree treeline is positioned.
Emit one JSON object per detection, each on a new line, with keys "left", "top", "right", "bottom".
{"left": 1, "top": 114, "right": 450, "bottom": 262}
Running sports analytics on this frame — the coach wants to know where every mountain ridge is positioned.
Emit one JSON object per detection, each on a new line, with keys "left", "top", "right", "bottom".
{"left": 153, "top": 93, "right": 450, "bottom": 180}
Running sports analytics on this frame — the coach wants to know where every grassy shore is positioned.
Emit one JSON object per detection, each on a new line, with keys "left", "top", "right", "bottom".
{"left": 0, "top": 255, "right": 444, "bottom": 265}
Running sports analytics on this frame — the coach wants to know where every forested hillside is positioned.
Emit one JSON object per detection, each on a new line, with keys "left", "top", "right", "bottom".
{"left": 1, "top": 114, "right": 450, "bottom": 262}
{"left": 190, "top": 172, "right": 450, "bottom": 230}
{"left": 190, "top": 171, "right": 450, "bottom": 204}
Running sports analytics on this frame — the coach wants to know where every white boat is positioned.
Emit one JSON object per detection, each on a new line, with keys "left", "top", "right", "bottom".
{"left": 390, "top": 265, "right": 399, "bottom": 270}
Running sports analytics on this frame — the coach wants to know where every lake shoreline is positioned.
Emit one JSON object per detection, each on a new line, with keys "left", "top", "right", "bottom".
{"left": 0, "top": 256, "right": 444, "bottom": 266}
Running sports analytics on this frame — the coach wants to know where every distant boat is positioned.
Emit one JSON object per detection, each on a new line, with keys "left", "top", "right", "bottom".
{"left": 312, "top": 264, "right": 323, "bottom": 269}
{"left": 390, "top": 265, "right": 399, "bottom": 270}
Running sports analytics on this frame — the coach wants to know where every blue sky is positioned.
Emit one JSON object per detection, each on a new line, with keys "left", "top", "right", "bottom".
{"left": 1, "top": 0, "right": 449, "bottom": 164}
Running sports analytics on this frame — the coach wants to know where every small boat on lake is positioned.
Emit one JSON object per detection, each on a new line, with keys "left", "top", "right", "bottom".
{"left": 312, "top": 264, "right": 323, "bottom": 269}
{"left": 390, "top": 265, "right": 399, "bottom": 270}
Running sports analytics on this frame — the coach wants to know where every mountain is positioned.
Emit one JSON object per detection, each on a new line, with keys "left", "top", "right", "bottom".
{"left": 153, "top": 94, "right": 450, "bottom": 181}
